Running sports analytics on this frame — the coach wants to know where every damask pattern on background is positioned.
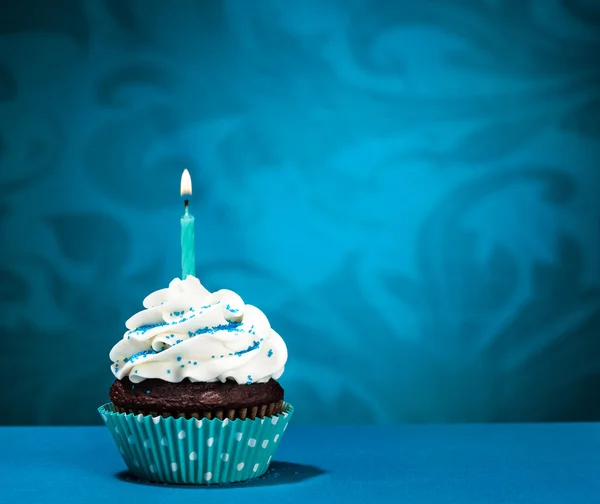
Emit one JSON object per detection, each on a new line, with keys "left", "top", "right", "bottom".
{"left": 0, "top": 0, "right": 598, "bottom": 425}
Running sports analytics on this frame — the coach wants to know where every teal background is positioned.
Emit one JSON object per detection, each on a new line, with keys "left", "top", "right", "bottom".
{"left": 0, "top": 0, "right": 599, "bottom": 425}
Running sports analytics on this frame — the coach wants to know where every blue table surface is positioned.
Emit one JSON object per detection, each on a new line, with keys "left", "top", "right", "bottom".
{"left": 1, "top": 423, "right": 600, "bottom": 503}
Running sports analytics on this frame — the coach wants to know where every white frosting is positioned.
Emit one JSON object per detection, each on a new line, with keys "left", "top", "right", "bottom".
{"left": 110, "top": 276, "right": 287, "bottom": 384}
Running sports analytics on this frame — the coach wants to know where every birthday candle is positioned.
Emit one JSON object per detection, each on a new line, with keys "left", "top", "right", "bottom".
{"left": 180, "top": 169, "right": 196, "bottom": 279}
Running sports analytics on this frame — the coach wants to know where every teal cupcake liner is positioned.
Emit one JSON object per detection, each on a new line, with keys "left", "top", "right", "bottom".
{"left": 98, "top": 402, "right": 294, "bottom": 485}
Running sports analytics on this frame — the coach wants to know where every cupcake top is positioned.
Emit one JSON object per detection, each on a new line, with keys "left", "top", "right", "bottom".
{"left": 109, "top": 276, "right": 287, "bottom": 385}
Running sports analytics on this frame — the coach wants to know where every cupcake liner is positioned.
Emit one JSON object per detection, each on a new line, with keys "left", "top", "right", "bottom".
{"left": 98, "top": 401, "right": 294, "bottom": 485}
{"left": 112, "top": 400, "right": 284, "bottom": 420}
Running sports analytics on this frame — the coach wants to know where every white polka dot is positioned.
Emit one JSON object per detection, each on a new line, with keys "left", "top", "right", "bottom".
{"left": 267, "top": 456, "right": 272, "bottom": 465}
{"left": 222, "top": 418, "right": 229, "bottom": 427}
{"left": 189, "top": 451, "right": 197, "bottom": 461}
{"left": 195, "top": 419, "right": 202, "bottom": 428}
{"left": 152, "top": 416, "right": 161, "bottom": 424}
{"left": 204, "top": 472, "right": 212, "bottom": 481}
{"left": 150, "top": 464, "right": 157, "bottom": 473}
{"left": 248, "top": 438, "right": 257, "bottom": 447}
{"left": 237, "top": 462, "right": 244, "bottom": 471}
{"left": 115, "top": 427, "right": 120, "bottom": 434}
{"left": 235, "top": 432, "right": 243, "bottom": 441}
{"left": 262, "top": 440, "right": 269, "bottom": 448}
{"left": 207, "top": 437, "right": 214, "bottom": 447}
{"left": 137, "top": 414, "right": 144, "bottom": 422}
{"left": 220, "top": 453, "right": 229, "bottom": 462}
{"left": 161, "top": 437, "right": 168, "bottom": 446}
{"left": 271, "top": 416, "right": 279, "bottom": 425}
{"left": 178, "top": 430, "right": 186, "bottom": 439}
{"left": 253, "top": 463, "right": 259, "bottom": 472}
{"left": 274, "top": 434, "right": 280, "bottom": 442}
{"left": 101, "top": 414, "right": 107, "bottom": 422}
{"left": 171, "top": 462, "right": 178, "bottom": 472}
{"left": 143, "top": 439, "right": 150, "bottom": 448}
{"left": 127, "top": 435, "right": 136, "bottom": 444}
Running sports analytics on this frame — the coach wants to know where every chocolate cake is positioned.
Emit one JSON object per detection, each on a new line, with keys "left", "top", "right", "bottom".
{"left": 110, "top": 377, "right": 284, "bottom": 419}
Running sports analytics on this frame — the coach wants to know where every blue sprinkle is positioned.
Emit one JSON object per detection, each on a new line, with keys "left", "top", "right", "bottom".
{"left": 130, "top": 322, "right": 169, "bottom": 336}
{"left": 134, "top": 370, "right": 138, "bottom": 374}
{"left": 188, "top": 360, "right": 191, "bottom": 364}
{"left": 177, "top": 356, "right": 182, "bottom": 362}
{"left": 145, "top": 390, "right": 150, "bottom": 394}
{"left": 211, "top": 355, "right": 215, "bottom": 359}
{"left": 220, "top": 355, "right": 224, "bottom": 358}
{"left": 128, "top": 349, "right": 158, "bottom": 363}
{"left": 193, "top": 361, "right": 197, "bottom": 365}
{"left": 180, "top": 364, "right": 185, "bottom": 368}
{"left": 167, "top": 370, "right": 171, "bottom": 374}
{"left": 234, "top": 340, "right": 260, "bottom": 357}
{"left": 267, "top": 349, "right": 273, "bottom": 357}
{"left": 131, "top": 385, "right": 134, "bottom": 390}
{"left": 187, "top": 321, "right": 243, "bottom": 338}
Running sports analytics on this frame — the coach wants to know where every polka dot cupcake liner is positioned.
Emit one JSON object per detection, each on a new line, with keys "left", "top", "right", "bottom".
{"left": 98, "top": 401, "right": 293, "bottom": 485}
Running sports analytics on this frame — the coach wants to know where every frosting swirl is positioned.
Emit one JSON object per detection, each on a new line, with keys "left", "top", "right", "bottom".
{"left": 110, "top": 276, "right": 287, "bottom": 384}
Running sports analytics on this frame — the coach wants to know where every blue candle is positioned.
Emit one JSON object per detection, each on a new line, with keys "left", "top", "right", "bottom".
{"left": 180, "top": 169, "right": 196, "bottom": 278}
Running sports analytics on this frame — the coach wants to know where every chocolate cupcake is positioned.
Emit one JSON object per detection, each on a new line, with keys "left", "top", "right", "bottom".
{"left": 99, "top": 275, "right": 293, "bottom": 484}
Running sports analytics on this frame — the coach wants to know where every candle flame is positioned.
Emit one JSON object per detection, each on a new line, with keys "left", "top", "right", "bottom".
{"left": 180, "top": 169, "right": 192, "bottom": 196}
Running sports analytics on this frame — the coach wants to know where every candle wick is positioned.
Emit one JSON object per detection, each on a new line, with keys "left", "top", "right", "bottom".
{"left": 184, "top": 199, "right": 189, "bottom": 216}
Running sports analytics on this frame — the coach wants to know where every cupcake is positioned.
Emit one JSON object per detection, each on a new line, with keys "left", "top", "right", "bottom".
{"left": 98, "top": 275, "right": 293, "bottom": 484}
